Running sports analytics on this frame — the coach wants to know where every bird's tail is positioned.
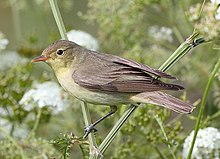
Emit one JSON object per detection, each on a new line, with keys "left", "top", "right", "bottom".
{"left": 131, "top": 91, "right": 194, "bottom": 114}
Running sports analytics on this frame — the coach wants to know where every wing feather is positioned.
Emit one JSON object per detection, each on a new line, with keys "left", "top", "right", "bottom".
{"left": 73, "top": 52, "right": 183, "bottom": 93}
{"left": 97, "top": 53, "right": 177, "bottom": 79}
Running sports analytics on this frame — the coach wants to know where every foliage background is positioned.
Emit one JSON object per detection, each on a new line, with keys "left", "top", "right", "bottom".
{"left": 0, "top": 0, "right": 219, "bottom": 158}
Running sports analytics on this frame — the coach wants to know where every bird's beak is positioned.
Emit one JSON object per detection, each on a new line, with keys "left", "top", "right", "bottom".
{"left": 32, "top": 55, "right": 49, "bottom": 62}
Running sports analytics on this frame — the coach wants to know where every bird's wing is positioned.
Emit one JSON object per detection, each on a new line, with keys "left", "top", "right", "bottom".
{"left": 107, "top": 54, "right": 176, "bottom": 79}
{"left": 72, "top": 52, "right": 183, "bottom": 93}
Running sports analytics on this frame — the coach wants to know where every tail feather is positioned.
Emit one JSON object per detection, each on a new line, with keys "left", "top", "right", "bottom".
{"left": 131, "top": 91, "right": 194, "bottom": 114}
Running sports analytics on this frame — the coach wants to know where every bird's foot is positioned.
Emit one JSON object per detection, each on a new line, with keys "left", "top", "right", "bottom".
{"left": 83, "top": 124, "right": 98, "bottom": 139}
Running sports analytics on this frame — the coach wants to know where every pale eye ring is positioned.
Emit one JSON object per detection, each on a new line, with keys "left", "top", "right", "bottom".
{"left": 56, "top": 49, "right": 64, "bottom": 55}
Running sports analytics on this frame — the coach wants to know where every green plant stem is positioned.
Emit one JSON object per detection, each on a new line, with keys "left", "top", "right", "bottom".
{"left": 81, "top": 102, "right": 98, "bottom": 157}
{"left": 79, "top": 145, "right": 87, "bottom": 158}
{"left": 10, "top": 123, "right": 15, "bottom": 137}
{"left": 172, "top": 26, "right": 184, "bottom": 43}
{"left": 98, "top": 32, "right": 205, "bottom": 157}
{"left": 198, "top": 0, "right": 206, "bottom": 19}
{"left": 159, "top": 32, "right": 200, "bottom": 72}
{"left": 187, "top": 56, "right": 220, "bottom": 159}
{"left": 99, "top": 105, "right": 138, "bottom": 154}
{"left": 153, "top": 145, "right": 167, "bottom": 159}
{"left": 0, "top": 127, "right": 25, "bottom": 158}
{"left": 48, "top": 0, "right": 68, "bottom": 40}
{"left": 208, "top": 111, "right": 220, "bottom": 121}
{"left": 28, "top": 108, "right": 42, "bottom": 140}
{"left": 48, "top": 0, "right": 97, "bottom": 154}
{"left": 80, "top": 102, "right": 98, "bottom": 159}
{"left": 154, "top": 115, "right": 176, "bottom": 159}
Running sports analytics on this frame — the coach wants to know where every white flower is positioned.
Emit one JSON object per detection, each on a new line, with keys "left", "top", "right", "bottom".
{"left": 215, "top": 7, "right": 220, "bottom": 20}
{"left": 211, "top": 0, "right": 220, "bottom": 4}
{"left": 210, "top": 0, "right": 220, "bottom": 20}
{"left": 19, "top": 81, "right": 68, "bottom": 114}
{"left": 0, "top": 119, "right": 11, "bottom": 138}
{"left": 0, "top": 51, "right": 27, "bottom": 70}
{"left": 0, "top": 107, "right": 12, "bottom": 137}
{"left": 67, "top": 30, "right": 99, "bottom": 51}
{"left": 0, "top": 107, "right": 29, "bottom": 138}
{"left": 0, "top": 32, "right": 9, "bottom": 51}
{"left": 182, "top": 127, "right": 220, "bottom": 159}
{"left": 0, "top": 118, "right": 29, "bottom": 139}
{"left": 148, "top": 26, "right": 173, "bottom": 42}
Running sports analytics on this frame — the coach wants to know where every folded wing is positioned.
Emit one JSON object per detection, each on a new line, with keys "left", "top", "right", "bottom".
{"left": 73, "top": 51, "right": 183, "bottom": 93}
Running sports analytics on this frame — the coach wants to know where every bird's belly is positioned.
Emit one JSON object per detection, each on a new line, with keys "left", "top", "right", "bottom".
{"left": 56, "top": 71, "right": 133, "bottom": 105}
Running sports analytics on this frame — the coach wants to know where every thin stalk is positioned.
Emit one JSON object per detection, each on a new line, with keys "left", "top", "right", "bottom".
{"left": 0, "top": 127, "right": 26, "bottom": 158}
{"left": 48, "top": 0, "right": 97, "bottom": 153}
{"left": 99, "top": 105, "right": 137, "bottom": 154}
{"left": 79, "top": 145, "right": 87, "bottom": 158}
{"left": 159, "top": 32, "right": 200, "bottom": 72}
{"left": 98, "top": 32, "right": 205, "bottom": 157}
{"left": 198, "top": 0, "right": 206, "bottom": 19}
{"left": 193, "top": 0, "right": 206, "bottom": 34}
{"left": 187, "top": 57, "right": 220, "bottom": 159}
{"left": 10, "top": 123, "right": 15, "bottom": 137}
{"left": 48, "top": 0, "right": 68, "bottom": 40}
{"left": 172, "top": 26, "right": 184, "bottom": 43}
{"left": 28, "top": 108, "right": 42, "bottom": 140}
{"left": 154, "top": 115, "right": 176, "bottom": 159}
{"left": 80, "top": 102, "right": 98, "bottom": 159}
{"left": 208, "top": 111, "right": 220, "bottom": 121}
{"left": 153, "top": 145, "right": 168, "bottom": 159}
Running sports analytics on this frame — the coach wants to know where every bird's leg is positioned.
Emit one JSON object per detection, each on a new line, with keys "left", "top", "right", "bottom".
{"left": 83, "top": 106, "right": 117, "bottom": 139}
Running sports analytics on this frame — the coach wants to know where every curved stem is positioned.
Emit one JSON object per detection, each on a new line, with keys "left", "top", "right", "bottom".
{"left": 81, "top": 102, "right": 98, "bottom": 159}
{"left": 48, "top": 0, "right": 68, "bottom": 40}
{"left": 28, "top": 108, "right": 42, "bottom": 140}
{"left": 154, "top": 115, "right": 176, "bottom": 159}
{"left": 99, "top": 105, "right": 137, "bottom": 154}
{"left": 48, "top": 0, "right": 97, "bottom": 156}
{"left": 187, "top": 57, "right": 220, "bottom": 159}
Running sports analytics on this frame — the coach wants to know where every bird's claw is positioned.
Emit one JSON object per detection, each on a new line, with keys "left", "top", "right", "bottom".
{"left": 83, "top": 124, "right": 98, "bottom": 139}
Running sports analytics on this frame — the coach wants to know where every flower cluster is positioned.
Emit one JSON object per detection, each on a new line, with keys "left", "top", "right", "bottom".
{"left": 19, "top": 81, "right": 69, "bottom": 114}
{"left": 0, "top": 32, "right": 9, "bottom": 51}
{"left": 67, "top": 30, "right": 99, "bottom": 51}
{"left": 186, "top": 1, "right": 220, "bottom": 40}
{"left": 211, "top": 0, "right": 220, "bottom": 20}
{"left": 148, "top": 26, "right": 173, "bottom": 42}
{"left": 0, "top": 51, "right": 27, "bottom": 70}
{"left": 211, "top": 0, "right": 220, "bottom": 5}
{"left": 182, "top": 127, "right": 220, "bottom": 159}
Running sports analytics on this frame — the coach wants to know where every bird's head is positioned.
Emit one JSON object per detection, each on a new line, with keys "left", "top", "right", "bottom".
{"left": 32, "top": 40, "right": 81, "bottom": 70}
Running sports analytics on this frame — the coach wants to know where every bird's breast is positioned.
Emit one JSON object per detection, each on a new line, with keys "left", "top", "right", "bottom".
{"left": 54, "top": 68, "right": 133, "bottom": 105}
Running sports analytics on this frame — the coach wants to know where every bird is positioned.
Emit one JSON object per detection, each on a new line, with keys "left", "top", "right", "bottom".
{"left": 32, "top": 40, "right": 194, "bottom": 138}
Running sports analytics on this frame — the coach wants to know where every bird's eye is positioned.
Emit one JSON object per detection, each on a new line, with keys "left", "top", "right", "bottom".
{"left": 56, "top": 49, "right": 64, "bottom": 55}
